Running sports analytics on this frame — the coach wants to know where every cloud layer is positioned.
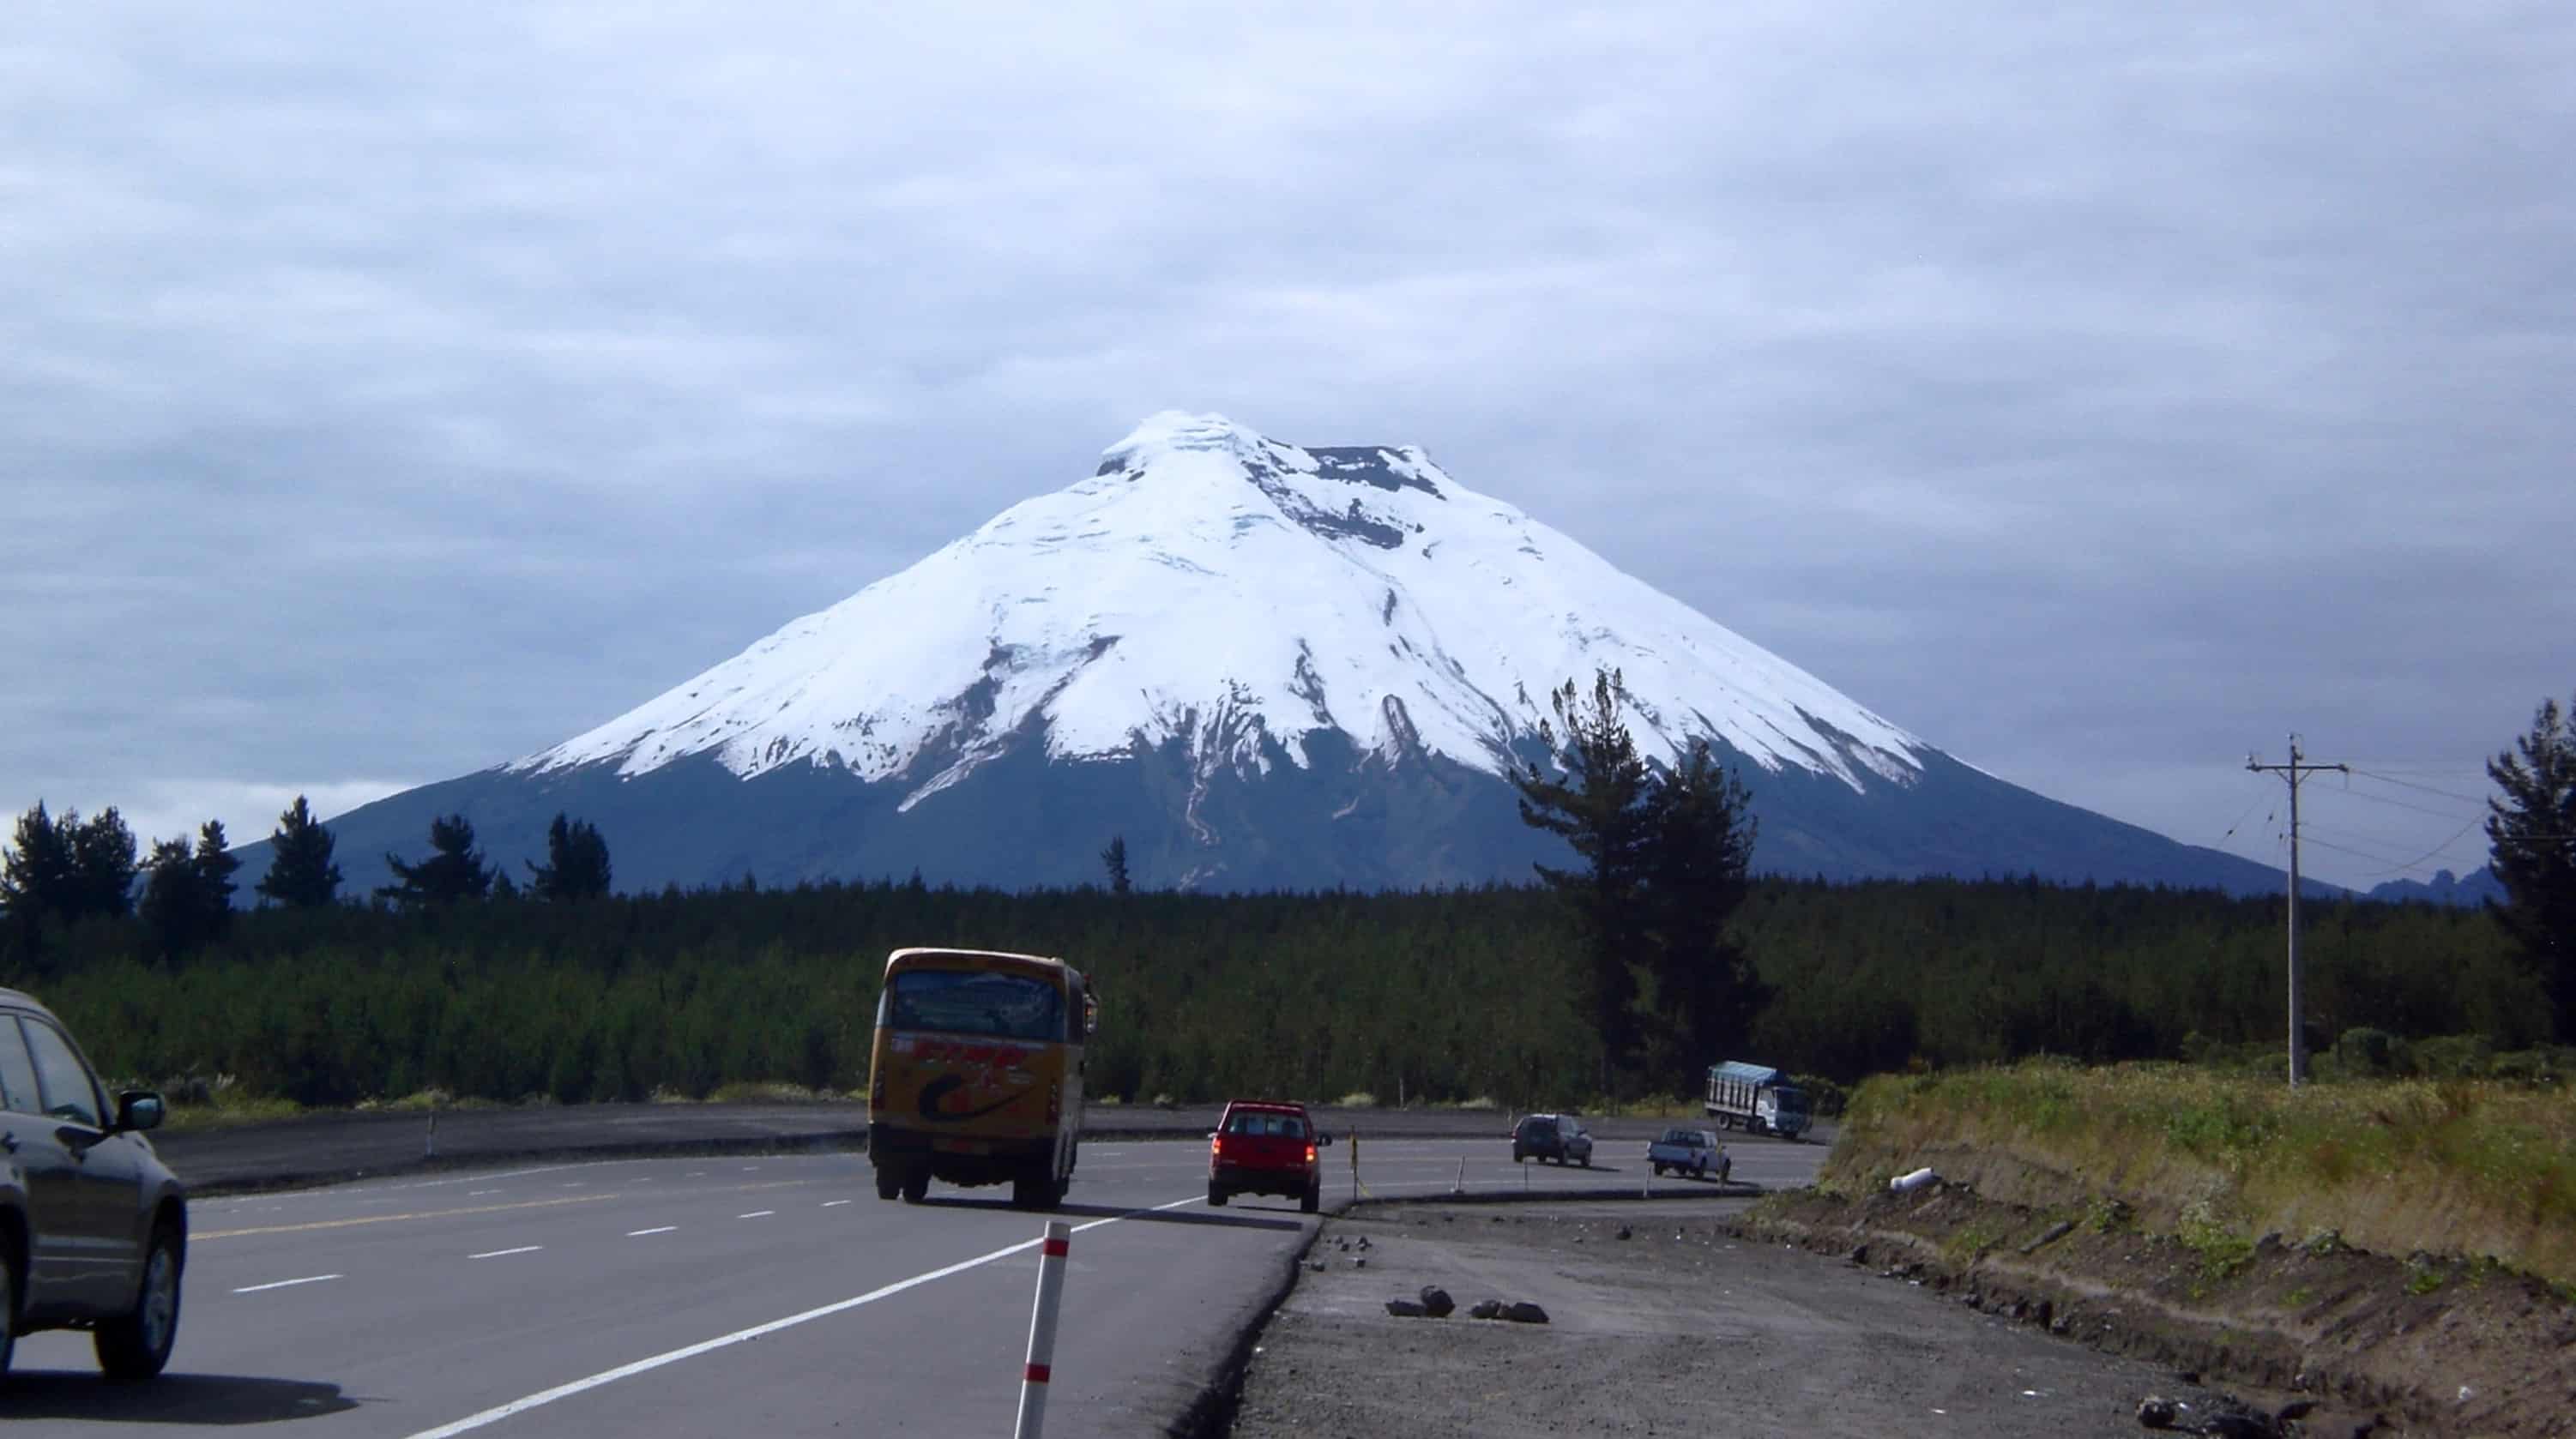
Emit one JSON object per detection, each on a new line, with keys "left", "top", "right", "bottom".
{"left": 5, "top": 2, "right": 2567, "bottom": 886}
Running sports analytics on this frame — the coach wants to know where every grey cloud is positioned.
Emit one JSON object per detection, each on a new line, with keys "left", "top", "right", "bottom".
{"left": 3, "top": 1, "right": 2570, "bottom": 887}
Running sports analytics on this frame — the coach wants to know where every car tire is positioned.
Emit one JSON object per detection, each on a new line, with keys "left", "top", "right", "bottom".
{"left": 1207, "top": 1183, "right": 1228, "bottom": 1207}
{"left": 900, "top": 1169, "right": 929, "bottom": 1204}
{"left": 1578, "top": 1154, "right": 1590, "bottom": 1169}
{"left": 1511, "top": 1148, "right": 1525, "bottom": 1164}
{"left": 875, "top": 1166, "right": 902, "bottom": 1201}
{"left": 1300, "top": 1182, "right": 1319, "bottom": 1215}
{"left": 1, "top": 1239, "right": 18, "bottom": 1383}
{"left": 96, "top": 1221, "right": 183, "bottom": 1384}
{"left": 1651, "top": 1162, "right": 1664, "bottom": 1177}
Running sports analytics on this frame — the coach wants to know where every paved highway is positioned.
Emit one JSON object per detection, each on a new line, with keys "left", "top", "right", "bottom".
{"left": 3, "top": 1135, "right": 1822, "bottom": 1436}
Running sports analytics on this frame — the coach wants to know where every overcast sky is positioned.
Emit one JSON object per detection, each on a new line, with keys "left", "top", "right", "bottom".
{"left": 6, "top": 3, "right": 2568, "bottom": 890}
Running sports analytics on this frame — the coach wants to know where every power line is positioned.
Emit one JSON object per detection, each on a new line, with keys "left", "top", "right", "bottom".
{"left": 2211, "top": 789, "right": 2275, "bottom": 849}
{"left": 2299, "top": 834, "right": 2417, "bottom": 867}
{"left": 2356, "top": 817, "right": 2490, "bottom": 879}
{"left": 2314, "top": 783, "right": 2482, "bottom": 822}
{"left": 2349, "top": 768, "right": 2490, "bottom": 807}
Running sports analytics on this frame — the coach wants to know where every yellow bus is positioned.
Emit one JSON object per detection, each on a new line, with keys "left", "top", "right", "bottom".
{"left": 866, "top": 948, "right": 1095, "bottom": 1209}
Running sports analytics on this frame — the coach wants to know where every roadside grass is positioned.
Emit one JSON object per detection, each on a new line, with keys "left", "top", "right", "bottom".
{"left": 1826, "top": 1060, "right": 2576, "bottom": 1286}
{"left": 157, "top": 1093, "right": 305, "bottom": 1130}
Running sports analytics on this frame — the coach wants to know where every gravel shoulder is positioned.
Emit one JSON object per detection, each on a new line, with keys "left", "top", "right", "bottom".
{"left": 1228, "top": 1197, "right": 2239, "bottom": 1438}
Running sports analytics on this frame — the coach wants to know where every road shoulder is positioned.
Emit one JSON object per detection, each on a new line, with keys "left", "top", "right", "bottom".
{"left": 1227, "top": 1198, "right": 2245, "bottom": 1437}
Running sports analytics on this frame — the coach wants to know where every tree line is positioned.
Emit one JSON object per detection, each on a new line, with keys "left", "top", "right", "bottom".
{"left": 0, "top": 870, "right": 2543, "bottom": 1111}
{"left": 2, "top": 679, "right": 2567, "bottom": 1108}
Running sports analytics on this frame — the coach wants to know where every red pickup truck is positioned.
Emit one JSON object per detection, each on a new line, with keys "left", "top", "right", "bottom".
{"left": 1207, "top": 1099, "right": 1332, "bottom": 1213}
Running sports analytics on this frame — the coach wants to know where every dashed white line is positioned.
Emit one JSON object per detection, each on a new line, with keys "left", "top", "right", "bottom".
{"left": 401, "top": 1196, "right": 1202, "bottom": 1439}
{"left": 467, "top": 1189, "right": 500, "bottom": 1197}
{"left": 821, "top": 1200, "right": 852, "bottom": 1207}
{"left": 469, "top": 1246, "right": 544, "bottom": 1260}
{"left": 627, "top": 1226, "right": 678, "bottom": 1237}
{"left": 234, "top": 1273, "right": 341, "bottom": 1294}
{"left": 737, "top": 1210, "right": 775, "bottom": 1219}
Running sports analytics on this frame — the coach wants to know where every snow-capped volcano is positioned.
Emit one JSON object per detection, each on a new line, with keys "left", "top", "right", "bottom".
{"left": 250, "top": 412, "right": 2300, "bottom": 898}
{"left": 518, "top": 412, "right": 1927, "bottom": 808}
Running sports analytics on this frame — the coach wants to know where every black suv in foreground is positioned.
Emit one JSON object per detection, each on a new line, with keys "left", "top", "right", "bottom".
{"left": 1, "top": 987, "right": 187, "bottom": 1384}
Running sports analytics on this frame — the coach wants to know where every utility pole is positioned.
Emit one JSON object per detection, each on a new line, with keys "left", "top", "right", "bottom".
{"left": 2247, "top": 735, "right": 2347, "bottom": 1088}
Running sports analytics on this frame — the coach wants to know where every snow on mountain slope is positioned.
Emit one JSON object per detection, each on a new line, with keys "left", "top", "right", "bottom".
{"left": 516, "top": 412, "right": 1931, "bottom": 806}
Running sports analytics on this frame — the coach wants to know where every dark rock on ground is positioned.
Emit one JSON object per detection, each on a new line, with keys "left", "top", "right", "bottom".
{"left": 1419, "top": 1286, "right": 1455, "bottom": 1318}
{"left": 1502, "top": 1302, "right": 1549, "bottom": 1324}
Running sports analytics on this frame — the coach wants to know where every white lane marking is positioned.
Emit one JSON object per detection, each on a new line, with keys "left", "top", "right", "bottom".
{"left": 470, "top": 1246, "right": 544, "bottom": 1260}
{"left": 234, "top": 1273, "right": 342, "bottom": 1294}
{"left": 737, "top": 1210, "right": 775, "bottom": 1219}
{"left": 686, "top": 1171, "right": 707, "bottom": 1177}
{"left": 467, "top": 1189, "right": 500, "bottom": 1197}
{"left": 404, "top": 1197, "right": 1203, "bottom": 1439}
{"left": 626, "top": 1227, "right": 678, "bottom": 1237}
{"left": 821, "top": 1200, "right": 852, "bottom": 1207}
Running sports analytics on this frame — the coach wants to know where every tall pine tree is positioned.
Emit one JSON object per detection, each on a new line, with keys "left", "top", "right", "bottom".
{"left": 1, "top": 801, "right": 76, "bottom": 930}
{"left": 1101, "top": 835, "right": 1132, "bottom": 895}
{"left": 194, "top": 820, "right": 239, "bottom": 941}
{"left": 138, "top": 837, "right": 201, "bottom": 959}
{"left": 1513, "top": 671, "right": 1656, "bottom": 1093}
{"left": 526, "top": 813, "right": 612, "bottom": 901}
{"left": 2488, "top": 691, "right": 2576, "bottom": 1040}
{"left": 256, "top": 795, "right": 343, "bottom": 907}
{"left": 69, "top": 808, "right": 139, "bottom": 918}
{"left": 377, "top": 814, "right": 495, "bottom": 908}
{"left": 1640, "top": 742, "right": 1765, "bottom": 1064}
{"left": 136, "top": 820, "right": 243, "bottom": 960}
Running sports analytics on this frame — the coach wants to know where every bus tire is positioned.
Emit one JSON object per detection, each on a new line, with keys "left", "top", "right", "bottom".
{"left": 901, "top": 1169, "right": 929, "bottom": 1204}
{"left": 875, "top": 1167, "right": 902, "bottom": 1201}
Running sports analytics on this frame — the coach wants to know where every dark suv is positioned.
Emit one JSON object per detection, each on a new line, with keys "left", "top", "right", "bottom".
{"left": 1207, "top": 1099, "right": 1332, "bottom": 1213}
{"left": 1511, "top": 1111, "right": 1593, "bottom": 1167}
{"left": 1, "top": 987, "right": 187, "bottom": 1383}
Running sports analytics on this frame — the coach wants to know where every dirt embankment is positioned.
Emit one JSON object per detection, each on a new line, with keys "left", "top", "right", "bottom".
{"left": 1735, "top": 1184, "right": 2576, "bottom": 1438}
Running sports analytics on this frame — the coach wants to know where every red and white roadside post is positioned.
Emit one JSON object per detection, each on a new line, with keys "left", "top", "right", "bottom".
{"left": 1014, "top": 1220, "right": 1073, "bottom": 1439}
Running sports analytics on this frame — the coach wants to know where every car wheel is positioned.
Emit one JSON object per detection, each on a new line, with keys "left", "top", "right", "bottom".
{"left": 96, "top": 1221, "right": 183, "bottom": 1383}
{"left": 1650, "top": 1163, "right": 1663, "bottom": 1177}
{"left": 1, "top": 1239, "right": 18, "bottom": 1382}
{"left": 1579, "top": 1154, "right": 1591, "bottom": 1169}
{"left": 1300, "top": 1182, "right": 1319, "bottom": 1215}
{"left": 1511, "top": 1147, "right": 1525, "bottom": 1164}
{"left": 1207, "top": 1183, "right": 1228, "bottom": 1207}
{"left": 875, "top": 1166, "right": 902, "bottom": 1201}
{"left": 900, "top": 1169, "right": 929, "bottom": 1204}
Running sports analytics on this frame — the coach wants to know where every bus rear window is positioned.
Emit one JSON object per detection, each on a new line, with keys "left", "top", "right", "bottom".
{"left": 882, "top": 970, "right": 1065, "bottom": 1042}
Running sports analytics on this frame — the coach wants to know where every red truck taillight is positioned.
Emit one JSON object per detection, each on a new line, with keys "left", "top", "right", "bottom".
{"left": 1306, "top": 1143, "right": 1318, "bottom": 1165}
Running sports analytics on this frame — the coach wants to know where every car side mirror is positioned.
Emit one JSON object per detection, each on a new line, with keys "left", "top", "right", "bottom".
{"left": 117, "top": 1091, "right": 166, "bottom": 1133}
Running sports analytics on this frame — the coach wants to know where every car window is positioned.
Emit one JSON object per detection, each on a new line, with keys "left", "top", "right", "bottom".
{"left": 0, "top": 1014, "right": 42, "bottom": 1116}
{"left": 19, "top": 1016, "right": 106, "bottom": 1129}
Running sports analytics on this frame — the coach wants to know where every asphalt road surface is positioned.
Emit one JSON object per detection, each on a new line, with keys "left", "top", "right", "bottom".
{"left": 3, "top": 1135, "right": 1824, "bottom": 1436}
